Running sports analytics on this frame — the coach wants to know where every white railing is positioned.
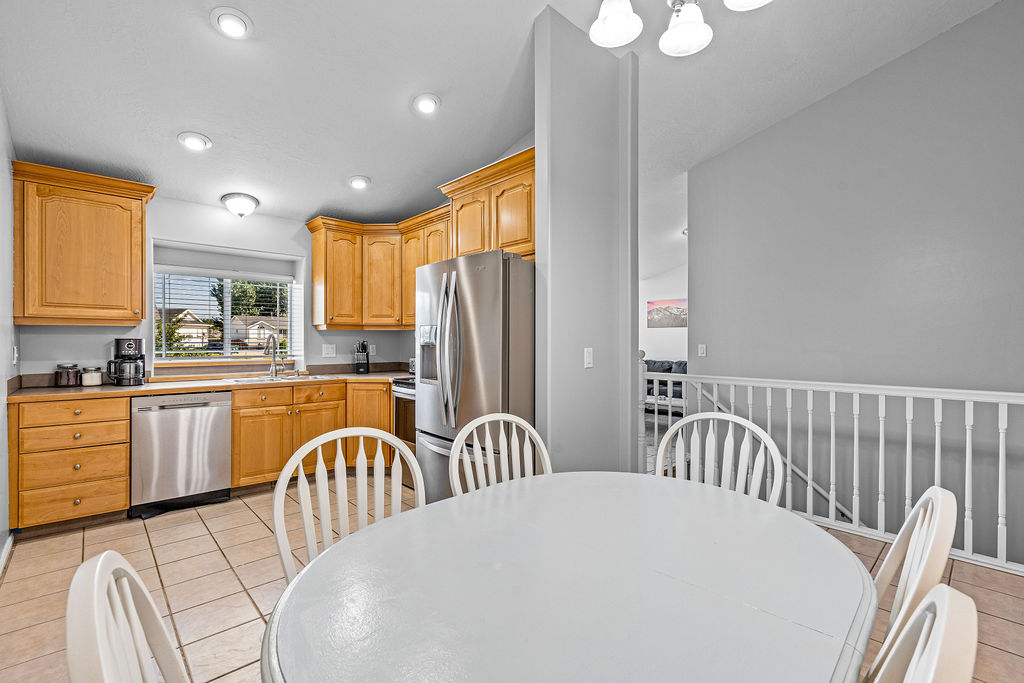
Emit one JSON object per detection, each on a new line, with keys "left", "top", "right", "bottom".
{"left": 638, "top": 356, "right": 1024, "bottom": 576}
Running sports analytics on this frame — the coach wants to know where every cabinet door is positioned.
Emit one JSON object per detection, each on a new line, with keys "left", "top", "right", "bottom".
{"left": 490, "top": 171, "right": 534, "bottom": 257}
{"left": 232, "top": 406, "right": 294, "bottom": 487}
{"left": 451, "top": 190, "right": 490, "bottom": 257}
{"left": 326, "top": 230, "right": 362, "bottom": 326}
{"left": 294, "top": 401, "right": 345, "bottom": 471}
{"left": 345, "top": 382, "right": 393, "bottom": 466}
{"left": 22, "top": 182, "right": 144, "bottom": 323}
{"left": 362, "top": 235, "right": 402, "bottom": 327}
{"left": 424, "top": 220, "right": 448, "bottom": 264}
{"left": 401, "top": 229, "right": 424, "bottom": 326}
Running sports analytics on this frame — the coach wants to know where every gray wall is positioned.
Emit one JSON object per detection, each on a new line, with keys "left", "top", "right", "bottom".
{"left": 534, "top": 7, "right": 639, "bottom": 473}
{"left": 17, "top": 196, "right": 415, "bottom": 375}
{"left": 689, "top": 0, "right": 1024, "bottom": 393}
{"left": 0, "top": 89, "right": 19, "bottom": 540}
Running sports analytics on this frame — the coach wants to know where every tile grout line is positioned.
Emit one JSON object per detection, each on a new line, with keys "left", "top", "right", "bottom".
{"left": 141, "top": 514, "right": 195, "bottom": 682}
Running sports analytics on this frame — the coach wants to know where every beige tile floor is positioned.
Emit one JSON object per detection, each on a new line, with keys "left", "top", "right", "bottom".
{"left": 0, "top": 473, "right": 415, "bottom": 683}
{"left": 1, "top": 487, "right": 1020, "bottom": 681}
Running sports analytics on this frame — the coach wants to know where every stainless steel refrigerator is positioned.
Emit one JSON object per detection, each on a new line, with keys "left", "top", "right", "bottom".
{"left": 415, "top": 250, "right": 535, "bottom": 503}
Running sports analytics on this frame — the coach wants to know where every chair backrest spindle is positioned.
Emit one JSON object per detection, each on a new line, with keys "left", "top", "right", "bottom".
{"left": 449, "top": 413, "right": 552, "bottom": 495}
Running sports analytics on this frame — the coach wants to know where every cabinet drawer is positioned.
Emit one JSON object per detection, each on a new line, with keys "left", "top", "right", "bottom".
{"left": 20, "top": 420, "right": 130, "bottom": 453}
{"left": 20, "top": 397, "right": 130, "bottom": 428}
{"left": 20, "top": 444, "right": 130, "bottom": 490}
{"left": 293, "top": 383, "right": 346, "bottom": 403}
{"left": 19, "top": 477, "right": 129, "bottom": 527}
{"left": 232, "top": 387, "right": 293, "bottom": 409}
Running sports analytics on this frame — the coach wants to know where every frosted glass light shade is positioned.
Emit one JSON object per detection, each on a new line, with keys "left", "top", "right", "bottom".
{"left": 221, "top": 193, "right": 259, "bottom": 218}
{"left": 659, "top": 2, "right": 713, "bottom": 57}
{"left": 589, "top": 0, "right": 643, "bottom": 48}
{"left": 724, "top": 0, "right": 773, "bottom": 11}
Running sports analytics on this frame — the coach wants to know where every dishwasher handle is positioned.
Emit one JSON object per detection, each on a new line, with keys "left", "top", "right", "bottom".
{"left": 137, "top": 402, "right": 212, "bottom": 411}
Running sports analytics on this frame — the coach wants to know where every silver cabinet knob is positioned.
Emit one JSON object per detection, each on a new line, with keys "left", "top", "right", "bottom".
{"left": 287, "top": 410, "right": 293, "bottom": 415}
{"left": 261, "top": 395, "right": 267, "bottom": 401}
{"left": 319, "top": 391, "right": 324, "bottom": 396}
{"left": 73, "top": 409, "right": 82, "bottom": 415}
{"left": 330, "top": 315, "right": 335, "bottom": 320}
{"left": 73, "top": 433, "right": 82, "bottom": 439}
{"left": 73, "top": 464, "right": 81, "bottom": 470}
{"left": 73, "top": 499, "right": 82, "bottom": 505}
{"left": 295, "top": 408, "right": 300, "bottom": 414}
{"left": 133, "top": 309, "right": 140, "bottom": 315}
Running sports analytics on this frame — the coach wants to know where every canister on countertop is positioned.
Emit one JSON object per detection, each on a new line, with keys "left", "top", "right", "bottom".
{"left": 55, "top": 363, "right": 81, "bottom": 387}
{"left": 81, "top": 367, "right": 103, "bottom": 386}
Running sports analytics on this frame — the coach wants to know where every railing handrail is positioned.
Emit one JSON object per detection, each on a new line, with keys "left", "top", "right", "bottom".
{"left": 644, "top": 372, "right": 1024, "bottom": 405}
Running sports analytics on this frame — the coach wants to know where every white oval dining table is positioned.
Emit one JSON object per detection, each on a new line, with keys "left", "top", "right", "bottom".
{"left": 262, "top": 471, "right": 877, "bottom": 682}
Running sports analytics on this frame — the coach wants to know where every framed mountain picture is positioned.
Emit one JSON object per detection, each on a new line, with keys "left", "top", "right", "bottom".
{"left": 647, "top": 299, "right": 687, "bottom": 328}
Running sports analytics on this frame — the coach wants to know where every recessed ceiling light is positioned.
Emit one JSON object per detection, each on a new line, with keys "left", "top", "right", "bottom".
{"left": 221, "top": 192, "right": 259, "bottom": 218}
{"left": 348, "top": 176, "right": 371, "bottom": 190}
{"left": 210, "top": 7, "right": 253, "bottom": 39}
{"left": 177, "top": 131, "right": 213, "bottom": 152}
{"left": 412, "top": 93, "right": 441, "bottom": 115}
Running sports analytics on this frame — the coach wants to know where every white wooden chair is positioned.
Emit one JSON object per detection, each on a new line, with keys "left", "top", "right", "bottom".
{"left": 272, "top": 427, "right": 426, "bottom": 582}
{"left": 66, "top": 550, "right": 188, "bottom": 683}
{"left": 449, "top": 413, "right": 552, "bottom": 495}
{"left": 874, "top": 485, "right": 957, "bottom": 648}
{"left": 864, "top": 583, "right": 977, "bottom": 683}
{"left": 655, "top": 412, "right": 784, "bottom": 505}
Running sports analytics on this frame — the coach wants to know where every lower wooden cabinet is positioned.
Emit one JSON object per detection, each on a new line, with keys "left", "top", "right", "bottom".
{"left": 231, "top": 405, "right": 295, "bottom": 487}
{"left": 345, "top": 382, "right": 393, "bottom": 466}
{"left": 20, "top": 477, "right": 129, "bottom": 527}
{"left": 294, "top": 401, "right": 346, "bottom": 471}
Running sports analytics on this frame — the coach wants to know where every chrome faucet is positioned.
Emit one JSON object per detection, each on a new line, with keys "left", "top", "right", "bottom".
{"left": 263, "top": 333, "right": 284, "bottom": 377}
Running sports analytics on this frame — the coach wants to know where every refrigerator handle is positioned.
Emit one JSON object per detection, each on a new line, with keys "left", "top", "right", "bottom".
{"left": 443, "top": 270, "right": 458, "bottom": 428}
{"left": 436, "top": 271, "right": 449, "bottom": 427}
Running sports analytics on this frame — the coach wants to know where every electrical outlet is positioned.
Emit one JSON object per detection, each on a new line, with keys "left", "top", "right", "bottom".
{"left": 698, "top": 344, "right": 707, "bottom": 357}
{"left": 583, "top": 347, "right": 593, "bottom": 369}
{"left": 321, "top": 343, "right": 336, "bottom": 358}
{"left": 369, "top": 344, "right": 377, "bottom": 356}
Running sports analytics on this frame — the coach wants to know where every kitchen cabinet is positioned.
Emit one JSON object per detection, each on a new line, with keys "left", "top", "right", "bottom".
{"left": 440, "top": 147, "right": 535, "bottom": 260}
{"left": 361, "top": 233, "right": 403, "bottom": 327}
{"left": 398, "top": 205, "right": 450, "bottom": 326}
{"left": 12, "top": 162, "right": 155, "bottom": 326}
{"left": 345, "top": 381, "right": 393, "bottom": 466}
{"left": 424, "top": 220, "right": 448, "bottom": 264}
{"left": 401, "top": 230, "right": 423, "bottom": 326}
{"left": 232, "top": 405, "right": 294, "bottom": 487}
{"left": 7, "top": 397, "right": 131, "bottom": 528}
{"left": 309, "top": 218, "right": 363, "bottom": 329}
{"left": 294, "top": 400, "right": 346, "bottom": 471}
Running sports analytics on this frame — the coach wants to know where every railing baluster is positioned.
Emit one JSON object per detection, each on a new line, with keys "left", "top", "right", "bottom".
{"left": 852, "top": 393, "right": 861, "bottom": 528}
{"left": 964, "top": 401, "right": 974, "bottom": 555}
{"left": 697, "top": 381, "right": 704, "bottom": 413}
{"left": 766, "top": 388, "right": 774, "bottom": 505}
{"left": 747, "top": 386, "right": 754, "bottom": 421}
{"left": 905, "top": 397, "right": 914, "bottom": 519}
{"left": 878, "top": 395, "right": 886, "bottom": 534}
{"left": 786, "top": 389, "right": 793, "bottom": 511}
{"left": 998, "top": 403, "right": 1008, "bottom": 562}
{"left": 934, "top": 398, "right": 943, "bottom": 487}
{"left": 829, "top": 391, "right": 837, "bottom": 522}
{"left": 806, "top": 390, "right": 814, "bottom": 517}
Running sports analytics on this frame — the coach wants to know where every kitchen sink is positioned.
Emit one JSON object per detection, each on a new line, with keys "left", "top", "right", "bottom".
{"left": 227, "top": 375, "right": 335, "bottom": 384}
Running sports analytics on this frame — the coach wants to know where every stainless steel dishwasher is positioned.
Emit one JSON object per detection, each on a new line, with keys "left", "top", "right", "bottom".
{"left": 130, "top": 392, "right": 232, "bottom": 517}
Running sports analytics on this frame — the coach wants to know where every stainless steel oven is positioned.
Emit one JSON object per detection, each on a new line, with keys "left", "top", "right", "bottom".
{"left": 392, "top": 377, "right": 416, "bottom": 486}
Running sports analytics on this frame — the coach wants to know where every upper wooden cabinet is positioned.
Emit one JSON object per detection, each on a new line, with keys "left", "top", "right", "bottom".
{"left": 440, "top": 147, "right": 535, "bottom": 260}
{"left": 362, "top": 232, "right": 402, "bottom": 327}
{"left": 308, "top": 217, "right": 366, "bottom": 330}
{"left": 12, "top": 162, "right": 156, "bottom": 326}
{"left": 397, "top": 204, "right": 450, "bottom": 327}
{"left": 401, "top": 230, "right": 423, "bottom": 326}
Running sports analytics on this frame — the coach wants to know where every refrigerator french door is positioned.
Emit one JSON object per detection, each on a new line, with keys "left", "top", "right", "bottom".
{"left": 415, "top": 250, "right": 534, "bottom": 502}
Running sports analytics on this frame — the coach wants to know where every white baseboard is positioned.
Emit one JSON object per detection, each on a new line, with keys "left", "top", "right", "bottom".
{"left": 0, "top": 532, "right": 12, "bottom": 580}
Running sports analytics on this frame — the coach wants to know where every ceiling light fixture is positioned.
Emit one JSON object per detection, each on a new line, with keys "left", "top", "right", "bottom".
{"left": 723, "top": 0, "right": 773, "bottom": 11}
{"left": 588, "top": 0, "right": 643, "bottom": 48}
{"left": 413, "top": 93, "right": 441, "bottom": 115}
{"left": 177, "top": 131, "right": 213, "bottom": 152}
{"left": 221, "top": 192, "right": 259, "bottom": 218}
{"left": 348, "top": 176, "right": 371, "bottom": 190}
{"left": 210, "top": 7, "right": 253, "bottom": 39}
{"left": 659, "top": 0, "right": 713, "bottom": 57}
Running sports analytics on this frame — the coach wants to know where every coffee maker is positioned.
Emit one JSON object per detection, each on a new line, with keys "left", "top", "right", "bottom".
{"left": 107, "top": 338, "right": 146, "bottom": 386}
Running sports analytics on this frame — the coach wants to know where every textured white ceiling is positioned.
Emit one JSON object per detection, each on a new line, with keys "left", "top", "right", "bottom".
{"left": 0, "top": 0, "right": 1000, "bottom": 240}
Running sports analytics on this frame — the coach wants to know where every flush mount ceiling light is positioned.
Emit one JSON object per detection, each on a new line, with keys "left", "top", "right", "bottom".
{"left": 723, "top": 0, "right": 773, "bottom": 10}
{"left": 177, "top": 131, "right": 213, "bottom": 152}
{"left": 589, "top": 0, "right": 643, "bottom": 48}
{"left": 221, "top": 192, "right": 259, "bottom": 218}
{"left": 348, "top": 175, "right": 371, "bottom": 190}
{"left": 413, "top": 93, "right": 441, "bottom": 115}
{"left": 659, "top": 0, "right": 713, "bottom": 57}
{"left": 210, "top": 7, "right": 253, "bottom": 39}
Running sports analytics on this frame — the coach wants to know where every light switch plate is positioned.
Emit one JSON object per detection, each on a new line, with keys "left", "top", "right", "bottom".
{"left": 583, "top": 347, "right": 593, "bottom": 369}
{"left": 322, "top": 343, "right": 336, "bottom": 358}
{"left": 369, "top": 344, "right": 377, "bottom": 356}
{"left": 698, "top": 344, "right": 707, "bottom": 357}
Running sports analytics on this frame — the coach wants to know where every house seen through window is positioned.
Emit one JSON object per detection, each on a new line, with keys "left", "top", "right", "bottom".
{"left": 154, "top": 273, "right": 296, "bottom": 360}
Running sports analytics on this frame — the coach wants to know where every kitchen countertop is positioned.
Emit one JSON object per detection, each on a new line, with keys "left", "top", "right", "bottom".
{"left": 7, "top": 371, "right": 410, "bottom": 404}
